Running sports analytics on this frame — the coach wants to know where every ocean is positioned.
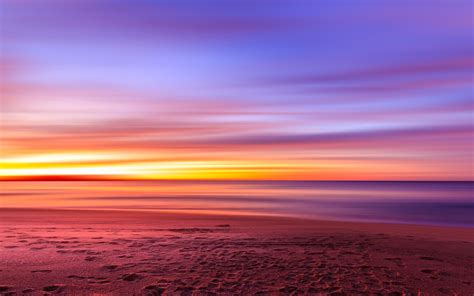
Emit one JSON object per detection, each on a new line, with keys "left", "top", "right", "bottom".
{"left": 2, "top": 181, "right": 473, "bottom": 227}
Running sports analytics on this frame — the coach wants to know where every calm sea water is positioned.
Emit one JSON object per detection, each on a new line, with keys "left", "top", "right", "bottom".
{"left": 1, "top": 181, "right": 473, "bottom": 227}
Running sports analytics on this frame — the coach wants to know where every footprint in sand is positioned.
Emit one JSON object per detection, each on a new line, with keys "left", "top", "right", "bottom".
{"left": 121, "top": 273, "right": 143, "bottom": 282}
{"left": 88, "top": 279, "right": 111, "bottom": 284}
{"left": 117, "top": 254, "right": 133, "bottom": 259}
{"left": 67, "top": 275, "right": 85, "bottom": 280}
{"left": 102, "top": 264, "right": 118, "bottom": 271}
{"left": 0, "top": 286, "right": 12, "bottom": 292}
{"left": 42, "top": 285, "right": 64, "bottom": 292}
{"left": 143, "top": 285, "right": 165, "bottom": 296}
{"left": 420, "top": 256, "right": 442, "bottom": 262}
{"left": 85, "top": 256, "right": 97, "bottom": 261}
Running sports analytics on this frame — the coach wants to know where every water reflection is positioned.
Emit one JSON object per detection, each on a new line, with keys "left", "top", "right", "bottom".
{"left": 1, "top": 181, "right": 473, "bottom": 227}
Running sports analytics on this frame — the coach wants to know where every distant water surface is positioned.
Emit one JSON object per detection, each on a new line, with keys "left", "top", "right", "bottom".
{"left": 1, "top": 181, "right": 472, "bottom": 227}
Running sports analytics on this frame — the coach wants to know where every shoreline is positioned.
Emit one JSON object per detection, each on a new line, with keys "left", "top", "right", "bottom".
{"left": 1, "top": 207, "right": 473, "bottom": 241}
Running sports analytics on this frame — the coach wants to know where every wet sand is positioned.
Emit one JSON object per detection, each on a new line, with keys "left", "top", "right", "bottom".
{"left": 0, "top": 208, "right": 473, "bottom": 295}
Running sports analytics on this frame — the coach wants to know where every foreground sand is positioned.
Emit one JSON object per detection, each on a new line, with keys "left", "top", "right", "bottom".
{"left": 0, "top": 209, "right": 473, "bottom": 295}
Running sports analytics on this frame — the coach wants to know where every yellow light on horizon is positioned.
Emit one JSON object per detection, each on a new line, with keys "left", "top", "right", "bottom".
{"left": 0, "top": 154, "right": 301, "bottom": 179}
{"left": 0, "top": 149, "right": 424, "bottom": 181}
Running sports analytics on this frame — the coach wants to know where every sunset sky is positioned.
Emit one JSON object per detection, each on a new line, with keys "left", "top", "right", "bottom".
{"left": 1, "top": 0, "right": 473, "bottom": 181}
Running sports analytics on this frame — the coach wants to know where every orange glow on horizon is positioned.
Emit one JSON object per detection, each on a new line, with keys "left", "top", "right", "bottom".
{"left": 1, "top": 1, "right": 473, "bottom": 183}
{"left": 1, "top": 149, "right": 467, "bottom": 181}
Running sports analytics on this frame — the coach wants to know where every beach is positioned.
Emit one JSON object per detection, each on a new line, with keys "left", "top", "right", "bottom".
{"left": 2, "top": 1, "right": 473, "bottom": 295}
{"left": 1, "top": 208, "right": 473, "bottom": 295}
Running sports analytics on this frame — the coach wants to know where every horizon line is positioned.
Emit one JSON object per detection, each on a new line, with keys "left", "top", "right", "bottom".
{"left": 0, "top": 175, "right": 472, "bottom": 182}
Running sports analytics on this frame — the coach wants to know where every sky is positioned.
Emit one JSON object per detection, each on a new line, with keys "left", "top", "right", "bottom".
{"left": 1, "top": 0, "right": 473, "bottom": 181}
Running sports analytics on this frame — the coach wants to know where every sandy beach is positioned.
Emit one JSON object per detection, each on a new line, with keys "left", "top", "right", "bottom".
{"left": 0, "top": 208, "right": 472, "bottom": 295}
{"left": 2, "top": 0, "right": 473, "bottom": 295}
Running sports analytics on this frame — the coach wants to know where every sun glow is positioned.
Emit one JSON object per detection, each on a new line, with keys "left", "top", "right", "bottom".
{"left": 0, "top": 155, "right": 294, "bottom": 180}
{"left": 1, "top": 0, "right": 472, "bottom": 182}
{"left": 0, "top": 149, "right": 427, "bottom": 181}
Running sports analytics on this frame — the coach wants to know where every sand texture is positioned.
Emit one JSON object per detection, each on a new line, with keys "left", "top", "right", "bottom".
{"left": 0, "top": 209, "right": 473, "bottom": 295}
